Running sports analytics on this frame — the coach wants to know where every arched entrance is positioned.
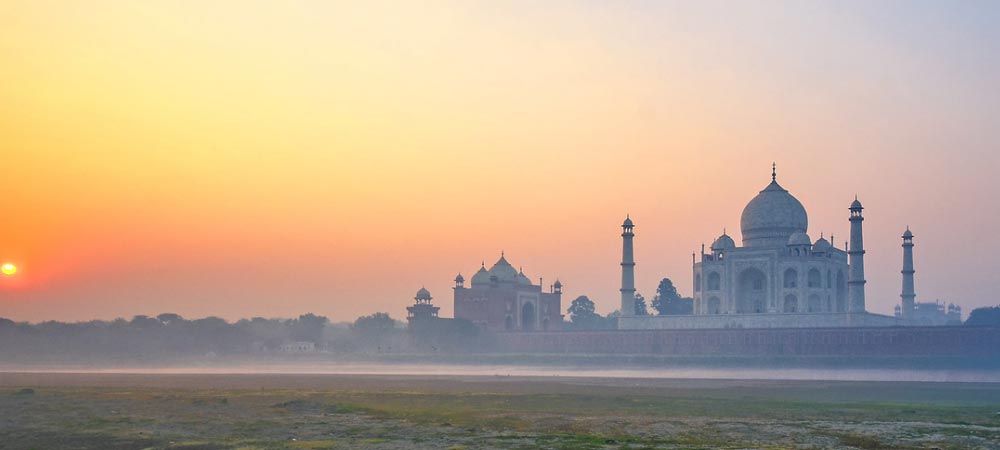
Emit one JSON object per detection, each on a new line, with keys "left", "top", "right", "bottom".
{"left": 707, "top": 297, "right": 721, "bottom": 314}
{"left": 808, "top": 294, "right": 821, "bottom": 312}
{"left": 737, "top": 268, "right": 767, "bottom": 313}
{"left": 783, "top": 294, "right": 798, "bottom": 313}
{"left": 521, "top": 302, "right": 536, "bottom": 332}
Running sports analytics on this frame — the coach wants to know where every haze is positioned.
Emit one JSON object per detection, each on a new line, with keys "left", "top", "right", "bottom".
{"left": 1, "top": 0, "right": 998, "bottom": 322}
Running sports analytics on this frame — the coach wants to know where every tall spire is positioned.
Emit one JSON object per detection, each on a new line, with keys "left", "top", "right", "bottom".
{"left": 772, "top": 162, "right": 776, "bottom": 182}
{"left": 901, "top": 227, "right": 916, "bottom": 322}
{"left": 620, "top": 216, "right": 636, "bottom": 317}
{"left": 848, "top": 197, "right": 867, "bottom": 313}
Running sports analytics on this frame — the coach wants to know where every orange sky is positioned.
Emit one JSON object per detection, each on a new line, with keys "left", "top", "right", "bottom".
{"left": 1, "top": 1, "right": 998, "bottom": 322}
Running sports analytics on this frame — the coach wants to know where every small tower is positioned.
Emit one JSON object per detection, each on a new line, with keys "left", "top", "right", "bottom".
{"left": 620, "top": 215, "right": 636, "bottom": 317}
{"left": 454, "top": 273, "right": 465, "bottom": 289}
{"left": 848, "top": 197, "right": 867, "bottom": 313}
{"left": 552, "top": 279, "right": 562, "bottom": 294}
{"left": 900, "top": 227, "right": 916, "bottom": 321}
{"left": 407, "top": 287, "right": 440, "bottom": 323}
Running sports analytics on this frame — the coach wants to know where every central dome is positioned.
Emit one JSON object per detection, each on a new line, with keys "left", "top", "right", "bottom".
{"left": 740, "top": 179, "right": 808, "bottom": 248}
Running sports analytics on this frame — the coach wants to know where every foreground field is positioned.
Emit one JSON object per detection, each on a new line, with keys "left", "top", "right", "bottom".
{"left": 1, "top": 373, "right": 999, "bottom": 449}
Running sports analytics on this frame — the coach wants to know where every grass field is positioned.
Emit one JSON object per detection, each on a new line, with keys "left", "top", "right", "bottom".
{"left": 2, "top": 372, "right": 999, "bottom": 449}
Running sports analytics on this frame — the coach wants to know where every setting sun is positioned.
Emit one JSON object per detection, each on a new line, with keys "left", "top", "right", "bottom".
{"left": 1, "top": 263, "right": 16, "bottom": 276}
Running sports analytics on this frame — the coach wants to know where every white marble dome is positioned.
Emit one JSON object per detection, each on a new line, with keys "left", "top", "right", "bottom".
{"left": 787, "top": 231, "right": 812, "bottom": 247}
{"left": 740, "top": 179, "right": 808, "bottom": 248}
{"left": 812, "top": 236, "right": 832, "bottom": 253}
{"left": 711, "top": 232, "right": 736, "bottom": 250}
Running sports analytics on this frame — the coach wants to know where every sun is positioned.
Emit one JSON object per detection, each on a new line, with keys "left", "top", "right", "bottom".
{"left": 1, "top": 263, "right": 16, "bottom": 276}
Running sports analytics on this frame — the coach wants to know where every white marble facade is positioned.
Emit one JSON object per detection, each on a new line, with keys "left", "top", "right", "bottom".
{"left": 619, "top": 166, "right": 900, "bottom": 330}
{"left": 692, "top": 172, "right": 850, "bottom": 317}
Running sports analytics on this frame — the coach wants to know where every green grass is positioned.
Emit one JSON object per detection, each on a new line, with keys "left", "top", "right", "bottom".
{"left": 2, "top": 375, "right": 999, "bottom": 449}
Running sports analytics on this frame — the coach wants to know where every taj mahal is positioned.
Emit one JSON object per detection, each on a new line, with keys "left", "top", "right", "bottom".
{"left": 410, "top": 163, "right": 949, "bottom": 332}
{"left": 618, "top": 164, "right": 909, "bottom": 330}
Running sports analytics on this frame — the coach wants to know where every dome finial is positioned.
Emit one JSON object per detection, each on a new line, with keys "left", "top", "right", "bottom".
{"left": 772, "top": 162, "right": 776, "bottom": 182}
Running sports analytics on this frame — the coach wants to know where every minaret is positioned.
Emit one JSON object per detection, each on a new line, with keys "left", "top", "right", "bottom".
{"left": 848, "top": 197, "right": 866, "bottom": 313}
{"left": 620, "top": 215, "right": 636, "bottom": 317}
{"left": 900, "top": 227, "right": 916, "bottom": 321}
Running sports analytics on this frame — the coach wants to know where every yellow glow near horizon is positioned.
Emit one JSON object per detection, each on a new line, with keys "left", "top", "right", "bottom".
{"left": 1, "top": 264, "right": 16, "bottom": 276}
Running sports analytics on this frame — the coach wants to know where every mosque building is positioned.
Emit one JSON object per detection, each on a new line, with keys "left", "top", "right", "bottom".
{"left": 451, "top": 253, "right": 564, "bottom": 332}
{"left": 618, "top": 164, "right": 915, "bottom": 330}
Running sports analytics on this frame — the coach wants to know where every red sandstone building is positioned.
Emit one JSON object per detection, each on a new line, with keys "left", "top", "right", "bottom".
{"left": 452, "top": 254, "right": 563, "bottom": 332}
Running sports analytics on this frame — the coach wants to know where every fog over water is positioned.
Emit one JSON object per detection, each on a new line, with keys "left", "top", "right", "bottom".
{"left": 6, "top": 363, "right": 999, "bottom": 384}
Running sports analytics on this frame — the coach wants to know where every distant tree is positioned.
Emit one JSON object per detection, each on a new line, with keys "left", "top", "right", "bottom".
{"left": 651, "top": 278, "right": 681, "bottom": 315}
{"left": 352, "top": 312, "right": 396, "bottom": 337}
{"left": 965, "top": 306, "right": 1000, "bottom": 326}
{"left": 567, "top": 296, "right": 618, "bottom": 330}
{"left": 290, "top": 313, "right": 329, "bottom": 344}
{"left": 567, "top": 296, "right": 599, "bottom": 323}
{"left": 130, "top": 315, "right": 162, "bottom": 331}
{"left": 633, "top": 293, "right": 649, "bottom": 316}
{"left": 156, "top": 313, "right": 184, "bottom": 325}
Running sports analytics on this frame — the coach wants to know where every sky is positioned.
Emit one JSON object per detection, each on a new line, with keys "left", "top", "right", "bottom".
{"left": 1, "top": 0, "right": 998, "bottom": 323}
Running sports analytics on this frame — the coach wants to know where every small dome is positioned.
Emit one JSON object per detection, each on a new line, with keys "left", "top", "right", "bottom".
{"left": 415, "top": 287, "right": 432, "bottom": 300}
{"left": 711, "top": 232, "right": 736, "bottom": 250}
{"left": 455, "top": 273, "right": 464, "bottom": 282}
{"left": 488, "top": 254, "right": 519, "bottom": 282}
{"left": 516, "top": 268, "right": 532, "bottom": 285}
{"left": 902, "top": 227, "right": 913, "bottom": 239}
{"left": 622, "top": 215, "right": 634, "bottom": 227}
{"left": 850, "top": 198, "right": 863, "bottom": 210}
{"left": 812, "top": 236, "right": 832, "bottom": 253}
{"left": 553, "top": 279, "right": 562, "bottom": 288}
{"left": 787, "top": 231, "right": 812, "bottom": 247}
{"left": 470, "top": 264, "right": 491, "bottom": 285}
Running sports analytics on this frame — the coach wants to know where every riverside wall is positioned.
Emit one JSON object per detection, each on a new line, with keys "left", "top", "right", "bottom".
{"left": 493, "top": 326, "right": 1000, "bottom": 357}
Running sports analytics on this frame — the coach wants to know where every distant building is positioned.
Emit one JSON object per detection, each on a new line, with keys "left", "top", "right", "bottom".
{"left": 407, "top": 287, "right": 440, "bottom": 323}
{"left": 896, "top": 301, "right": 961, "bottom": 326}
{"left": 620, "top": 164, "right": 911, "bottom": 329}
{"left": 453, "top": 253, "right": 563, "bottom": 332}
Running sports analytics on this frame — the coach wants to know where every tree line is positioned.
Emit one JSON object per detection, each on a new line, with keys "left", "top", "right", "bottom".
{"left": 564, "top": 277, "right": 693, "bottom": 330}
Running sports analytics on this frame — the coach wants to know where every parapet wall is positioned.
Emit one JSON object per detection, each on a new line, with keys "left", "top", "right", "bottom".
{"left": 494, "top": 326, "right": 1000, "bottom": 357}
{"left": 618, "top": 312, "right": 900, "bottom": 330}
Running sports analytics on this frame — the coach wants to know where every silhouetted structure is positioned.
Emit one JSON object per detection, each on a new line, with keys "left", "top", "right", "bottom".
{"left": 453, "top": 253, "right": 563, "bottom": 332}
{"left": 406, "top": 287, "right": 439, "bottom": 323}
{"left": 620, "top": 164, "right": 926, "bottom": 329}
{"left": 620, "top": 216, "right": 636, "bottom": 316}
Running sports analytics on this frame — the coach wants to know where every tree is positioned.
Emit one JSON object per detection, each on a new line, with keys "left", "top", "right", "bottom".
{"left": 567, "top": 296, "right": 617, "bottom": 330}
{"left": 567, "top": 296, "right": 599, "bottom": 323}
{"left": 352, "top": 312, "right": 396, "bottom": 337}
{"left": 965, "top": 306, "right": 1000, "bottom": 326}
{"left": 156, "top": 313, "right": 184, "bottom": 325}
{"left": 633, "top": 293, "right": 649, "bottom": 316}
{"left": 651, "top": 278, "right": 681, "bottom": 315}
{"left": 290, "top": 313, "right": 329, "bottom": 344}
